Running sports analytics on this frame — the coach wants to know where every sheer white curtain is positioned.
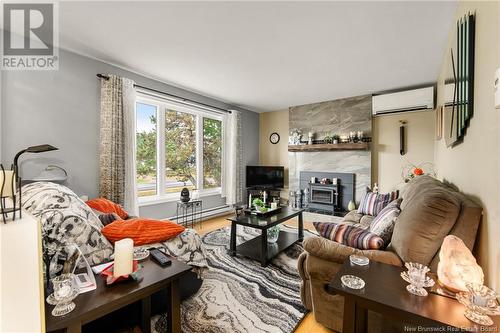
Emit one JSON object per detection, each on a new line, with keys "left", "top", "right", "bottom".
{"left": 122, "top": 79, "right": 139, "bottom": 216}
{"left": 223, "top": 110, "right": 243, "bottom": 206}
{"left": 98, "top": 75, "right": 139, "bottom": 215}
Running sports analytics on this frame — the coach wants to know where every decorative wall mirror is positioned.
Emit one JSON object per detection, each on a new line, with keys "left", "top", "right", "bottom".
{"left": 443, "top": 13, "right": 475, "bottom": 147}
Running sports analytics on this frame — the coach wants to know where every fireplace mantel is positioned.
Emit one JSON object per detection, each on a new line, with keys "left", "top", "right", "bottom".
{"left": 288, "top": 142, "right": 368, "bottom": 152}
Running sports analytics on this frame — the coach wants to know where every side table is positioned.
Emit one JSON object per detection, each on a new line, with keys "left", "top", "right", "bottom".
{"left": 45, "top": 257, "right": 192, "bottom": 333}
{"left": 175, "top": 200, "right": 202, "bottom": 229}
{"left": 326, "top": 260, "right": 500, "bottom": 333}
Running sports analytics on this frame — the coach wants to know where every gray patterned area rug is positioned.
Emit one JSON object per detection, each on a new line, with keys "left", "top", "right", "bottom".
{"left": 152, "top": 225, "right": 311, "bottom": 333}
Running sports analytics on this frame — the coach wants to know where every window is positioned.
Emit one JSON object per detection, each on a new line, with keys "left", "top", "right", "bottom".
{"left": 136, "top": 102, "right": 157, "bottom": 197}
{"left": 164, "top": 110, "right": 197, "bottom": 193}
{"left": 135, "top": 95, "right": 224, "bottom": 202}
{"left": 203, "top": 118, "right": 222, "bottom": 189}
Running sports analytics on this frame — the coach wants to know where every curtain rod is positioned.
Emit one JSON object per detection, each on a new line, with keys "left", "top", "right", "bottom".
{"left": 96, "top": 73, "right": 231, "bottom": 114}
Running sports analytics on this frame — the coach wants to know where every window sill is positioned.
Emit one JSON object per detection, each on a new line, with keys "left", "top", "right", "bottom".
{"left": 138, "top": 188, "right": 222, "bottom": 207}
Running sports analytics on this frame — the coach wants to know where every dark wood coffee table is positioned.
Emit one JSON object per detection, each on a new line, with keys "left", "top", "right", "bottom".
{"left": 327, "top": 260, "right": 500, "bottom": 333}
{"left": 45, "top": 257, "right": 192, "bottom": 333}
{"left": 227, "top": 207, "right": 304, "bottom": 267}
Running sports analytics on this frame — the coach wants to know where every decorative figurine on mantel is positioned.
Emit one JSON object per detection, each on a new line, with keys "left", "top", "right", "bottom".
{"left": 308, "top": 132, "right": 314, "bottom": 145}
{"left": 289, "top": 129, "right": 302, "bottom": 145}
{"left": 323, "top": 132, "right": 333, "bottom": 144}
{"left": 320, "top": 178, "right": 332, "bottom": 185}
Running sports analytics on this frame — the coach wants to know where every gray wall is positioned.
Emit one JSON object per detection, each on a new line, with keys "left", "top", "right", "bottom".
{"left": 1, "top": 49, "right": 259, "bottom": 218}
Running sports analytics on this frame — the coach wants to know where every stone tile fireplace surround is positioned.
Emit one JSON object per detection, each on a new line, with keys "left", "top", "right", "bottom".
{"left": 289, "top": 95, "right": 372, "bottom": 209}
{"left": 300, "top": 171, "right": 355, "bottom": 215}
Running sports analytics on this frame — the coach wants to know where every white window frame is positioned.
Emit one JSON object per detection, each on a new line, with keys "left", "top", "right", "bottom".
{"left": 136, "top": 93, "right": 225, "bottom": 205}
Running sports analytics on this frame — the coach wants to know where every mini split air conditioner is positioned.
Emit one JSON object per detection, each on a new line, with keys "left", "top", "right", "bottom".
{"left": 372, "top": 86, "right": 435, "bottom": 115}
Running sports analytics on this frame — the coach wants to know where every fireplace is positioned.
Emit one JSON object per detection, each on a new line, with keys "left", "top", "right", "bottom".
{"left": 310, "top": 184, "right": 339, "bottom": 208}
{"left": 299, "top": 171, "right": 355, "bottom": 216}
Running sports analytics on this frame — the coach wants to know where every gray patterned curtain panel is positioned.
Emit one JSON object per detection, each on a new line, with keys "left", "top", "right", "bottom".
{"left": 98, "top": 74, "right": 138, "bottom": 215}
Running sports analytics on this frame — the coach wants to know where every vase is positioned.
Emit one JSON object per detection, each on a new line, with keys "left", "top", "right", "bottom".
{"left": 348, "top": 200, "right": 356, "bottom": 211}
{"left": 267, "top": 225, "right": 281, "bottom": 243}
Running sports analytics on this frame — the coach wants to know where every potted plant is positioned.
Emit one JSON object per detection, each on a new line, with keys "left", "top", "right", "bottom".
{"left": 323, "top": 132, "right": 333, "bottom": 144}
{"left": 333, "top": 135, "right": 340, "bottom": 144}
{"left": 252, "top": 198, "right": 268, "bottom": 213}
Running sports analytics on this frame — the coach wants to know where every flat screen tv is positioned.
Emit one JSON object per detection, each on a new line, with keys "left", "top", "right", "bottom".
{"left": 246, "top": 166, "right": 285, "bottom": 189}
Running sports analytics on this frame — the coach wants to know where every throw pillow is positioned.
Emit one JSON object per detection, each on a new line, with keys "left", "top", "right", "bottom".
{"left": 21, "top": 182, "right": 113, "bottom": 274}
{"left": 102, "top": 218, "right": 185, "bottom": 245}
{"left": 92, "top": 208, "right": 122, "bottom": 226}
{"left": 369, "top": 199, "right": 402, "bottom": 245}
{"left": 357, "top": 189, "right": 398, "bottom": 216}
{"left": 86, "top": 198, "right": 129, "bottom": 219}
{"left": 313, "top": 222, "right": 384, "bottom": 250}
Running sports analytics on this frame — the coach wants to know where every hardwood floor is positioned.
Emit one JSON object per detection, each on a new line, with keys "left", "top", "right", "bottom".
{"left": 194, "top": 213, "right": 333, "bottom": 333}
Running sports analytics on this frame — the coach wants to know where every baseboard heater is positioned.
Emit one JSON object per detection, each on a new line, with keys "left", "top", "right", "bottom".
{"left": 166, "top": 205, "right": 231, "bottom": 222}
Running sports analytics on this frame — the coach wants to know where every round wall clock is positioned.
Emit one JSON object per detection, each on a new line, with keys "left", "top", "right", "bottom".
{"left": 269, "top": 132, "right": 280, "bottom": 144}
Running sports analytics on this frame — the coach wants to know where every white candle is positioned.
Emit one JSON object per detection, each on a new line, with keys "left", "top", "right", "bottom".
{"left": 248, "top": 194, "right": 252, "bottom": 208}
{"left": 113, "top": 238, "right": 134, "bottom": 277}
{"left": 263, "top": 191, "right": 267, "bottom": 203}
{"left": 0, "top": 170, "right": 15, "bottom": 198}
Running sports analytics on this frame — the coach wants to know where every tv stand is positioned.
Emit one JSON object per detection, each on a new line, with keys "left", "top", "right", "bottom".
{"left": 246, "top": 187, "right": 282, "bottom": 207}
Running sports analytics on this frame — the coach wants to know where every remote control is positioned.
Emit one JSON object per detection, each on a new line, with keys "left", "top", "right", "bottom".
{"left": 150, "top": 248, "right": 172, "bottom": 267}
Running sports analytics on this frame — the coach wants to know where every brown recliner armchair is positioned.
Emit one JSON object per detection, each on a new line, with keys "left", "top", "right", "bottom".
{"left": 298, "top": 176, "right": 482, "bottom": 332}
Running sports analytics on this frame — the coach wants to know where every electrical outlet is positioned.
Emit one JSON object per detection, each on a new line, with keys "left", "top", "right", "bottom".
{"left": 495, "top": 68, "right": 500, "bottom": 109}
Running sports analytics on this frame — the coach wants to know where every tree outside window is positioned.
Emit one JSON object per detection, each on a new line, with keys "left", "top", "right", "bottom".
{"left": 135, "top": 98, "right": 224, "bottom": 199}
{"left": 165, "top": 110, "right": 196, "bottom": 193}
{"left": 203, "top": 118, "right": 222, "bottom": 189}
{"left": 136, "top": 102, "right": 157, "bottom": 197}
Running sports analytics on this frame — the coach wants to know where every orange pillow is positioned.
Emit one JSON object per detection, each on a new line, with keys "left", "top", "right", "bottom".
{"left": 101, "top": 218, "right": 185, "bottom": 245}
{"left": 86, "top": 198, "right": 129, "bottom": 219}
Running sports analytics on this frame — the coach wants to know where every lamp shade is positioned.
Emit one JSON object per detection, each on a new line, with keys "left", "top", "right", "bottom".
{"left": 0, "top": 170, "right": 16, "bottom": 198}
{"left": 13, "top": 144, "right": 59, "bottom": 177}
{"left": 25, "top": 144, "right": 58, "bottom": 153}
{"left": 437, "top": 235, "right": 484, "bottom": 292}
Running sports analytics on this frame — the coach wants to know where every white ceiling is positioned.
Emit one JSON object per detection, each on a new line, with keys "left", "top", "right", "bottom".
{"left": 59, "top": 1, "right": 457, "bottom": 112}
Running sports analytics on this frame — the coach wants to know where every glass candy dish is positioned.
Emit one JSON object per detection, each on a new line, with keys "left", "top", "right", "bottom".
{"left": 110, "top": 248, "right": 150, "bottom": 261}
{"left": 349, "top": 254, "right": 370, "bottom": 266}
{"left": 400, "top": 271, "right": 435, "bottom": 288}
{"left": 47, "top": 274, "right": 79, "bottom": 316}
{"left": 404, "top": 262, "right": 432, "bottom": 296}
{"left": 133, "top": 248, "right": 150, "bottom": 261}
{"left": 456, "top": 283, "right": 500, "bottom": 326}
{"left": 341, "top": 275, "right": 365, "bottom": 290}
